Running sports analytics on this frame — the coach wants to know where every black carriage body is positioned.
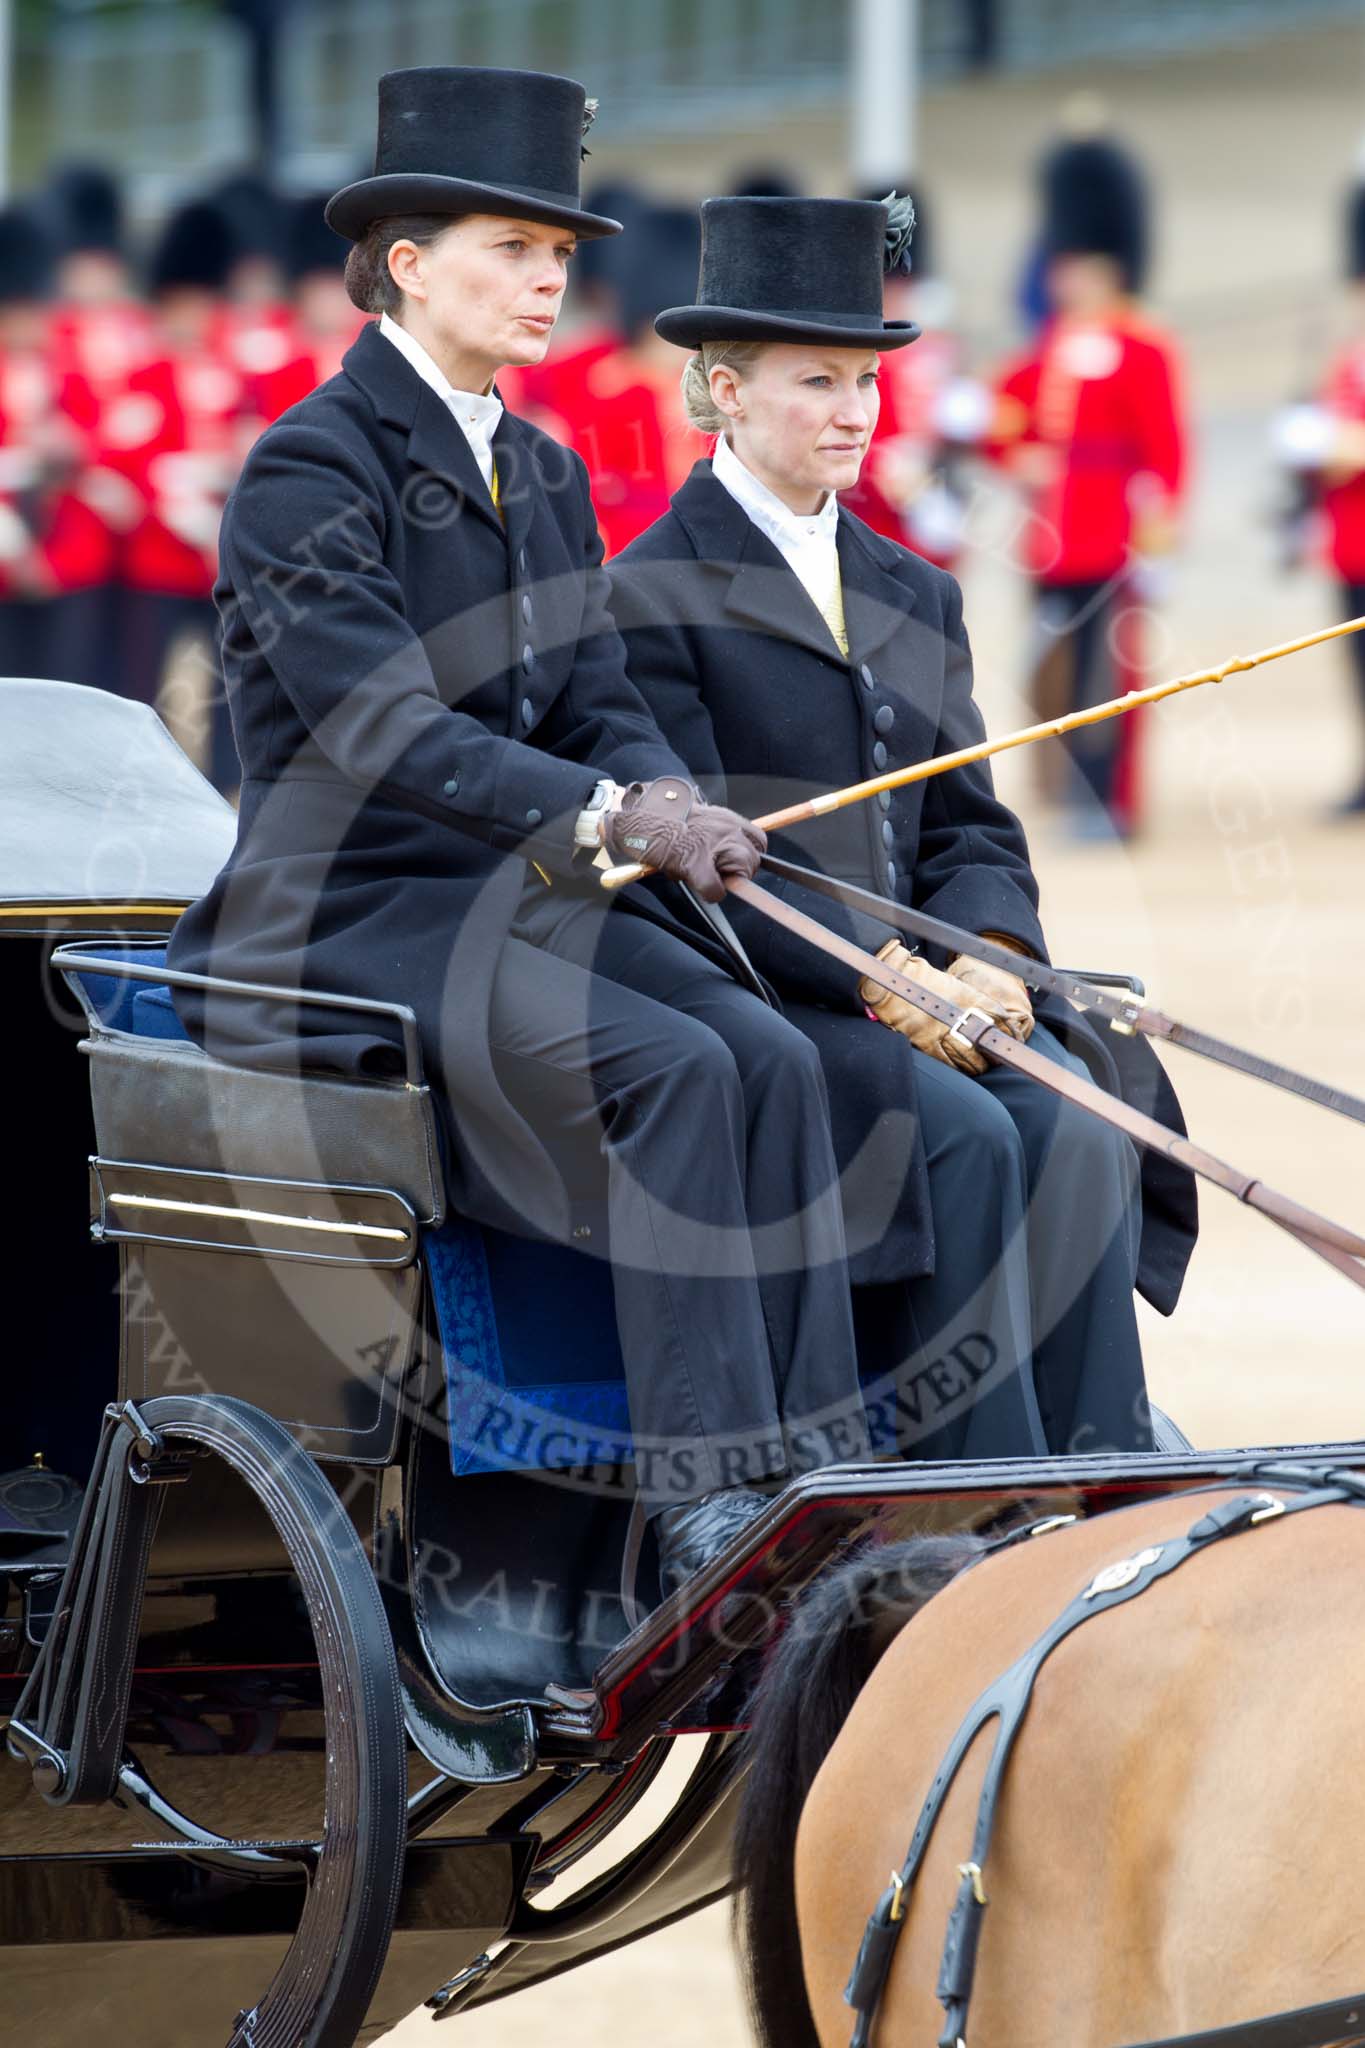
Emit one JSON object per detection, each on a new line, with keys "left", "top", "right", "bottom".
{"left": 4, "top": 681, "right": 1364, "bottom": 2045}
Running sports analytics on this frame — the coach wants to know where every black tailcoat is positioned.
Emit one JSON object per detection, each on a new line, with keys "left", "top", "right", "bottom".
{"left": 610, "top": 462, "right": 1197, "bottom": 1309}
{"left": 167, "top": 318, "right": 694, "bottom": 1233}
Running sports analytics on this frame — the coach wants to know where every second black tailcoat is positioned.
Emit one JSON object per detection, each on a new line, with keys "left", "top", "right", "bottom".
{"left": 167, "top": 318, "right": 696, "bottom": 1236}
{"left": 610, "top": 462, "right": 1197, "bottom": 1308}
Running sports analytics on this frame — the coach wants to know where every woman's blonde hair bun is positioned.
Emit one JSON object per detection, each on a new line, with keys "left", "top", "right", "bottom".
{"left": 679, "top": 340, "right": 767, "bottom": 435}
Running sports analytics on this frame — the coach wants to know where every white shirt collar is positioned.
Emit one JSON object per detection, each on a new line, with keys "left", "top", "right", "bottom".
{"left": 711, "top": 432, "right": 840, "bottom": 554}
{"left": 377, "top": 310, "right": 503, "bottom": 490}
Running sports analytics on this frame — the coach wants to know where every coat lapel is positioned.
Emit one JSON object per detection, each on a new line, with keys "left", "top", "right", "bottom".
{"left": 670, "top": 460, "right": 860, "bottom": 663}
{"left": 341, "top": 319, "right": 506, "bottom": 542}
{"left": 836, "top": 511, "right": 917, "bottom": 665}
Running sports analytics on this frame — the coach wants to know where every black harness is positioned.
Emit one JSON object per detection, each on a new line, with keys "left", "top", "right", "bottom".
{"left": 843, "top": 1464, "right": 1365, "bottom": 2048}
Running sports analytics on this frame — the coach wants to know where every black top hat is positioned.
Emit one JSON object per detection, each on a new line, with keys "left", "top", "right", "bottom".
{"left": 1040, "top": 137, "right": 1148, "bottom": 294}
{"left": 654, "top": 195, "right": 918, "bottom": 351}
{"left": 0, "top": 207, "right": 53, "bottom": 305}
{"left": 148, "top": 200, "right": 238, "bottom": 296}
{"left": 325, "top": 67, "right": 622, "bottom": 243}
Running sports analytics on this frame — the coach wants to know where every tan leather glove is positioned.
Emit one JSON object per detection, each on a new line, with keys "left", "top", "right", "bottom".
{"left": 948, "top": 934, "right": 1034, "bottom": 1043}
{"left": 604, "top": 776, "right": 767, "bottom": 904}
{"left": 858, "top": 939, "right": 1001, "bottom": 1076}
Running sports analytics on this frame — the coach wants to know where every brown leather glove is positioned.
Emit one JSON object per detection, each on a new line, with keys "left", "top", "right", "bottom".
{"left": 948, "top": 935, "right": 1035, "bottom": 1043}
{"left": 604, "top": 776, "right": 767, "bottom": 904}
{"left": 858, "top": 939, "right": 1004, "bottom": 1076}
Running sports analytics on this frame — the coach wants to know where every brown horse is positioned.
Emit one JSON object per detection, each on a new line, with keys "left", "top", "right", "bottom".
{"left": 733, "top": 1481, "right": 1365, "bottom": 2048}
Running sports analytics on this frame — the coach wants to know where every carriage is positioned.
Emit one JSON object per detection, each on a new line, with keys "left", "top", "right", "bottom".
{"left": 3, "top": 677, "right": 1356, "bottom": 2047}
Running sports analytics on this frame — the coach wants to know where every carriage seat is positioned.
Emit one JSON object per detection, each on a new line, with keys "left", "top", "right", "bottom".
{"left": 71, "top": 945, "right": 633, "bottom": 1478}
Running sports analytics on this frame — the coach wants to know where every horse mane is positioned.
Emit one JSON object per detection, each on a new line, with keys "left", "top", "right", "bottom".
{"left": 731, "top": 1532, "right": 983, "bottom": 2048}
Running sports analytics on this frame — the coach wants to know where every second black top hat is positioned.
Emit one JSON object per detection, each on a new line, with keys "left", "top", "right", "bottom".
{"left": 325, "top": 67, "right": 623, "bottom": 243}
{"left": 654, "top": 196, "right": 919, "bottom": 351}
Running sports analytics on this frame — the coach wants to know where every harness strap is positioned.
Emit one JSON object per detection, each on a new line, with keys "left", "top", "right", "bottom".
{"left": 757, "top": 852, "right": 1365, "bottom": 1130}
{"left": 1121, "top": 1989, "right": 1365, "bottom": 2048}
{"left": 843, "top": 1478, "right": 1360, "bottom": 2048}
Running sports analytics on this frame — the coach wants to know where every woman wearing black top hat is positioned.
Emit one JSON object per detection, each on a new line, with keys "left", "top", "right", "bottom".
{"left": 165, "top": 68, "right": 872, "bottom": 1604}
{"left": 610, "top": 195, "right": 1198, "bottom": 1461}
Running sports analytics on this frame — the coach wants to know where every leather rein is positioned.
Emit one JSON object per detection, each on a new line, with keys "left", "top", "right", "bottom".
{"left": 841, "top": 1463, "right": 1365, "bottom": 2048}
{"left": 723, "top": 874, "right": 1365, "bottom": 1291}
{"left": 758, "top": 853, "right": 1365, "bottom": 1130}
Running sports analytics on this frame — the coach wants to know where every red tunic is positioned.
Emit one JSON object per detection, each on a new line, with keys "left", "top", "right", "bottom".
{"left": 988, "top": 308, "right": 1187, "bottom": 585}
{"left": 1319, "top": 341, "right": 1365, "bottom": 580}
{"left": 524, "top": 339, "right": 708, "bottom": 559}
{"left": 0, "top": 336, "right": 123, "bottom": 596}
{"left": 247, "top": 310, "right": 369, "bottom": 425}
{"left": 102, "top": 343, "right": 256, "bottom": 596}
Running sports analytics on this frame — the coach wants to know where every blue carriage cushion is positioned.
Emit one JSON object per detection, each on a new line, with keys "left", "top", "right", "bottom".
{"left": 425, "top": 1217, "right": 632, "bottom": 1477}
{"left": 71, "top": 943, "right": 174, "bottom": 1036}
{"left": 130, "top": 980, "right": 192, "bottom": 1040}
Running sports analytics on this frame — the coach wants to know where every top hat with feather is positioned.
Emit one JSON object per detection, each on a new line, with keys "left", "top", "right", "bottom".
{"left": 654, "top": 195, "right": 919, "bottom": 351}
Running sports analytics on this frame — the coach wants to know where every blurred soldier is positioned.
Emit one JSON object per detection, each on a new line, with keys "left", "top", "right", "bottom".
{"left": 842, "top": 184, "right": 980, "bottom": 571}
{"left": 209, "top": 168, "right": 299, "bottom": 384}
{"left": 527, "top": 205, "right": 708, "bottom": 558}
{"left": 42, "top": 164, "right": 151, "bottom": 691}
{"left": 248, "top": 192, "right": 365, "bottom": 424}
{"left": 1271, "top": 175, "right": 1365, "bottom": 815}
{"left": 987, "top": 132, "right": 1187, "bottom": 836}
{"left": 0, "top": 204, "right": 121, "bottom": 687}
{"left": 106, "top": 199, "right": 249, "bottom": 792}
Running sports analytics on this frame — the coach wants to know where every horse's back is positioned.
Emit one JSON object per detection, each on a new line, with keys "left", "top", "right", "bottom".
{"left": 795, "top": 1489, "right": 1365, "bottom": 2047}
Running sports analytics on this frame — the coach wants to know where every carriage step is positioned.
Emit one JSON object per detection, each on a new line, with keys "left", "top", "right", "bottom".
{"left": 7, "top": 1401, "right": 174, "bottom": 1805}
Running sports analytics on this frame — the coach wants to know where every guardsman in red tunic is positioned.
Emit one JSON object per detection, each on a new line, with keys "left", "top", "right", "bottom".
{"left": 208, "top": 169, "right": 301, "bottom": 391}
{"left": 247, "top": 193, "right": 367, "bottom": 425}
{"left": 526, "top": 205, "right": 708, "bottom": 558}
{"left": 986, "top": 136, "right": 1187, "bottom": 836}
{"left": 103, "top": 199, "right": 253, "bottom": 792}
{"left": 40, "top": 163, "right": 153, "bottom": 696}
{"left": 1272, "top": 178, "right": 1365, "bottom": 815}
{"left": 0, "top": 203, "right": 129, "bottom": 689}
{"left": 842, "top": 184, "right": 979, "bottom": 571}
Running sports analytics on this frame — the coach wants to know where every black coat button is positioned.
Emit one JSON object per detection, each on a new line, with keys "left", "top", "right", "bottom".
{"left": 886, "top": 861, "right": 897, "bottom": 889}
{"left": 878, "top": 791, "right": 891, "bottom": 811}
{"left": 521, "top": 593, "right": 533, "bottom": 623}
{"left": 859, "top": 663, "right": 875, "bottom": 691}
{"left": 873, "top": 704, "right": 894, "bottom": 734}
{"left": 443, "top": 777, "right": 460, "bottom": 796}
{"left": 872, "top": 741, "right": 888, "bottom": 770}
{"left": 882, "top": 819, "right": 895, "bottom": 848}
{"left": 521, "top": 644, "right": 535, "bottom": 673}
{"left": 521, "top": 696, "right": 534, "bottom": 726}
{"left": 526, "top": 807, "right": 543, "bottom": 827}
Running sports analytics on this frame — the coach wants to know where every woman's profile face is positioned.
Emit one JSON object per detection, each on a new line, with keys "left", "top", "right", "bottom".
{"left": 388, "top": 213, "right": 576, "bottom": 376}
{"left": 714, "top": 344, "right": 881, "bottom": 505}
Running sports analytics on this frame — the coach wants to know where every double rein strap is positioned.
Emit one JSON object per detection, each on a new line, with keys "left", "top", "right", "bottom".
{"left": 724, "top": 876, "right": 1365, "bottom": 1291}
{"left": 758, "top": 852, "right": 1365, "bottom": 1129}
{"left": 843, "top": 1472, "right": 1365, "bottom": 2048}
